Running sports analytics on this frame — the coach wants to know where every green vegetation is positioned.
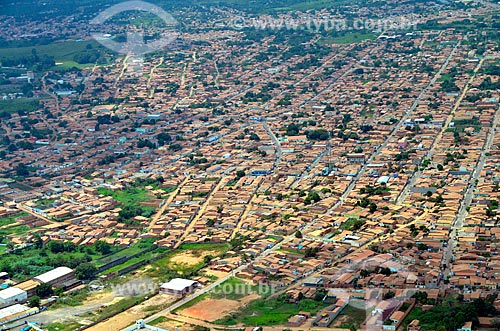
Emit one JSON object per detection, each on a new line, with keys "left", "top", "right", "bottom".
{"left": 0, "top": 240, "right": 118, "bottom": 280}
{"left": 95, "top": 239, "right": 156, "bottom": 268}
{"left": 46, "top": 321, "right": 83, "bottom": 331}
{"left": 336, "top": 305, "right": 366, "bottom": 329}
{"left": 340, "top": 217, "right": 365, "bottom": 231}
{"left": 403, "top": 294, "right": 499, "bottom": 331}
{"left": 149, "top": 316, "right": 170, "bottom": 325}
{"left": 97, "top": 187, "right": 153, "bottom": 206}
{"left": 0, "top": 224, "right": 30, "bottom": 237}
{"left": 320, "top": 31, "right": 377, "bottom": 44}
{"left": 0, "top": 40, "right": 111, "bottom": 70}
{"left": 0, "top": 212, "right": 28, "bottom": 227}
{"left": 50, "top": 289, "right": 89, "bottom": 308}
{"left": 156, "top": 242, "right": 229, "bottom": 275}
{"left": 97, "top": 186, "right": 156, "bottom": 223}
{"left": 215, "top": 294, "right": 329, "bottom": 326}
{"left": 101, "top": 248, "right": 165, "bottom": 276}
{"left": 0, "top": 99, "right": 40, "bottom": 114}
{"left": 211, "top": 277, "right": 261, "bottom": 301}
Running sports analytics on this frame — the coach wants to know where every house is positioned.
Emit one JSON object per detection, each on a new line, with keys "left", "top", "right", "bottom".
{"left": 0, "top": 288, "right": 27, "bottom": 306}
{"left": 457, "top": 321, "right": 472, "bottom": 331}
{"left": 407, "top": 319, "right": 421, "bottom": 331}
{"left": 33, "top": 267, "right": 75, "bottom": 288}
{"left": 160, "top": 278, "right": 200, "bottom": 296}
{"left": 287, "top": 314, "right": 306, "bottom": 327}
{"left": 347, "top": 153, "right": 366, "bottom": 164}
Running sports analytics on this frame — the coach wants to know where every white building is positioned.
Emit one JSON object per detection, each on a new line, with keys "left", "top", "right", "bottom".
{"left": 34, "top": 266, "right": 74, "bottom": 287}
{"left": 0, "top": 287, "right": 27, "bottom": 306}
{"left": 160, "top": 278, "right": 200, "bottom": 296}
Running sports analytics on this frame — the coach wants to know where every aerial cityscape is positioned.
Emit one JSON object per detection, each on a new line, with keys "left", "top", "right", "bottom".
{"left": 0, "top": 0, "right": 500, "bottom": 330}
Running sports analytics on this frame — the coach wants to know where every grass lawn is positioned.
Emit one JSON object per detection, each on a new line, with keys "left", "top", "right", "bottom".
{"left": 97, "top": 187, "right": 154, "bottom": 207}
{"left": 215, "top": 296, "right": 329, "bottom": 326}
{"left": 46, "top": 321, "right": 83, "bottom": 331}
{"left": 149, "top": 316, "right": 170, "bottom": 325}
{"left": 336, "top": 304, "right": 368, "bottom": 328}
{"left": 0, "top": 98, "right": 40, "bottom": 113}
{"left": 95, "top": 238, "right": 157, "bottom": 268}
{"left": 101, "top": 248, "right": 165, "bottom": 276}
{"left": 156, "top": 242, "right": 230, "bottom": 275}
{"left": 0, "top": 212, "right": 28, "bottom": 227}
{"left": 0, "top": 40, "right": 107, "bottom": 67}
{"left": 0, "top": 224, "right": 30, "bottom": 236}
{"left": 210, "top": 277, "right": 260, "bottom": 301}
{"left": 50, "top": 289, "right": 89, "bottom": 308}
{"left": 320, "top": 31, "right": 377, "bottom": 44}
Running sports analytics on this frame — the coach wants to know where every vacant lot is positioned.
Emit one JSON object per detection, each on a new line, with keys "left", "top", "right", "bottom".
{"left": 180, "top": 294, "right": 259, "bottom": 322}
{"left": 215, "top": 295, "right": 330, "bottom": 326}
{"left": 153, "top": 242, "right": 229, "bottom": 276}
{"left": 85, "top": 294, "right": 176, "bottom": 331}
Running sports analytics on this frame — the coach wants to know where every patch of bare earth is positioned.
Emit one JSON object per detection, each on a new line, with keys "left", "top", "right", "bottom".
{"left": 169, "top": 249, "right": 219, "bottom": 270}
{"left": 180, "top": 294, "right": 260, "bottom": 322}
{"left": 85, "top": 294, "right": 176, "bottom": 331}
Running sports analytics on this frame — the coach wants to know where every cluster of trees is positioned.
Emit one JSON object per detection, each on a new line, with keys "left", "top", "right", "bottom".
{"left": 278, "top": 94, "right": 292, "bottom": 106}
{"left": 441, "top": 78, "right": 459, "bottom": 93}
{"left": 0, "top": 49, "right": 55, "bottom": 71}
{"left": 241, "top": 91, "right": 272, "bottom": 103}
{"left": 304, "top": 191, "right": 321, "bottom": 205}
{"left": 0, "top": 239, "right": 116, "bottom": 280}
{"left": 285, "top": 123, "right": 301, "bottom": 136}
{"left": 411, "top": 295, "right": 499, "bottom": 331}
{"left": 118, "top": 205, "right": 150, "bottom": 223}
{"left": 96, "top": 114, "right": 120, "bottom": 125}
{"left": 156, "top": 132, "right": 172, "bottom": 146}
{"left": 72, "top": 45, "right": 105, "bottom": 64}
{"left": 97, "top": 152, "right": 127, "bottom": 166}
{"left": 359, "top": 184, "right": 389, "bottom": 196}
{"left": 306, "top": 129, "right": 329, "bottom": 141}
{"left": 356, "top": 197, "right": 378, "bottom": 213}
{"left": 137, "top": 139, "right": 155, "bottom": 149}
{"left": 479, "top": 77, "right": 500, "bottom": 90}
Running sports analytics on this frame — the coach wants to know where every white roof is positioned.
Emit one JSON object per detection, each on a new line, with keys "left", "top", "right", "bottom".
{"left": 0, "top": 304, "right": 29, "bottom": 320}
{"left": 160, "top": 278, "right": 198, "bottom": 291}
{"left": 34, "top": 267, "right": 73, "bottom": 284}
{"left": 0, "top": 287, "right": 26, "bottom": 300}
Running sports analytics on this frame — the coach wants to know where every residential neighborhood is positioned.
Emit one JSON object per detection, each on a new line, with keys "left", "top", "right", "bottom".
{"left": 0, "top": 0, "right": 500, "bottom": 330}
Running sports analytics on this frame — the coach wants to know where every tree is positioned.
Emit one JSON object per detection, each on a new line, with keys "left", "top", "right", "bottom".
{"left": 369, "top": 202, "right": 377, "bottom": 213}
{"left": 236, "top": 170, "right": 245, "bottom": 178}
{"left": 295, "top": 230, "right": 303, "bottom": 239}
{"left": 28, "top": 296, "right": 41, "bottom": 307}
{"left": 15, "top": 163, "right": 30, "bottom": 177}
{"left": 492, "top": 318, "right": 500, "bottom": 331}
{"left": 35, "top": 283, "right": 53, "bottom": 298}
{"left": 95, "top": 240, "right": 112, "bottom": 255}
{"left": 249, "top": 132, "right": 260, "bottom": 141}
{"left": 304, "top": 191, "right": 321, "bottom": 205}
{"left": 75, "top": 262, "right": 97, "bottom": 280}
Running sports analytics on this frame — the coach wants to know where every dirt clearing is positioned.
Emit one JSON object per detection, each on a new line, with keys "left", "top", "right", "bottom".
{"left": 179, "top": 294, "right": 259, "bottom": 322}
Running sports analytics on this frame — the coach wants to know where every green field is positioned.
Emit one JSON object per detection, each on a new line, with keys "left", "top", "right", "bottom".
{"left": 154, "top": 242, "right": 230, "bottom": 275}
{"left": 0, "top": 241, "right": 116, "bottom": 281}
{"left": 95, "top": 238, "right": 157, "bottom": 268}
{"left": 0, "top": 212, "right": 28, "bottom": 227}
{"left": 97, "top": 187, "right": 154, "bottom": 206}
{"left": 214, "top": 295, "right": 329, "bottom": 326}
{"left": 0, "top": 39, "right": 108, "bottom": 69}
{"left": 336, "top": 305, "right": 367, "bottom": 329}
{"left": 320, "top": 31, "right": 377, "bottom": 44}
{"left": 0, "top": 99, "right": 40, "bottom": 113}
{"left": 0, "top": 224, "right": 30, "bottom": 236}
